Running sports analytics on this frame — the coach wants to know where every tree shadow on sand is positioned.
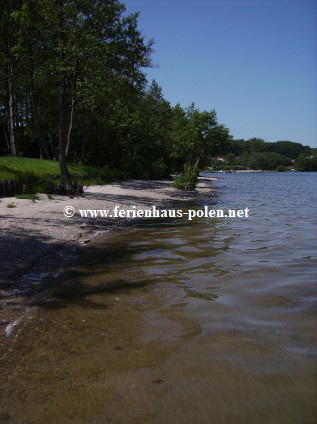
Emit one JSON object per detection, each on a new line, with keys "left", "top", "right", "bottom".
{"left": 0, "top": 226, "right": 156, "bottom": 311}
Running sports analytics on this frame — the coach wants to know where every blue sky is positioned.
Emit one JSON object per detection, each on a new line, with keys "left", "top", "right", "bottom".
{"left": 124, "top": 0, "right": 317, "bottom": 148}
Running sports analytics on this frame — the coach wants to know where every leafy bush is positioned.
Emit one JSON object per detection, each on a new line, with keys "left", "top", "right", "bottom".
{"left": 276, "top": 165, "right": 287, "bottom": 172}
{"left": 173, "top": 165, "right": 198, "bottom": 190}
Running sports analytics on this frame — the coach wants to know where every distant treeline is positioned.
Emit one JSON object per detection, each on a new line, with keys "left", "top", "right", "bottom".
{"left": 212, "top": 139, "right": 317, "bottom": 172}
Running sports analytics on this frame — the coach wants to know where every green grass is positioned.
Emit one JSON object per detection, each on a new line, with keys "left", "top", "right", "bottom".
{"left": 0, "top": 157, "right": 122, "bottom": 194}
{"left": 16, "top": 193, "right": 39, "bottom": 201}
{"left": 0, "top": 157, "right": 59, "bottom": 179}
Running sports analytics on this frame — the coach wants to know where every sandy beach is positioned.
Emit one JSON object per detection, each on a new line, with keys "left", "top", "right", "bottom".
{"left": 0, "top": 177, "right": 215, "bottom": 354}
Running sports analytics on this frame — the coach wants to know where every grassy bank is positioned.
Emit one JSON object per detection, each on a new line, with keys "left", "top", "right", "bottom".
{"left": 0, "top": 157, "right": 121, "bottom": 194}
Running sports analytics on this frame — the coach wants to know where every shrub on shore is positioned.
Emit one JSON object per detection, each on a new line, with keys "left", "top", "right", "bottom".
{"left": 173, "top": 165, "right": 199, "bottom": 191}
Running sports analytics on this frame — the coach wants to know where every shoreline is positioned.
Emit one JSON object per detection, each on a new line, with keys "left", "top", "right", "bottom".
{"left": 0, "top": 177, "right": 216, "bottom": 355}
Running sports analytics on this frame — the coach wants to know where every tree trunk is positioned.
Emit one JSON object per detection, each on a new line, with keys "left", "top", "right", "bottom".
{"left": 29, "top": 52, "right": 50, "bottom": 159}
{"left": 58, "top": 75, "right": 73, "bottom": 190}
{"left": 80, "top": 112, "right": 85, "bottom": 163}
{"left": 35, "top": 106, "right": 50, "bottom": 159}
{"left": 58, "top": 72, "right": 73, "bottom": 190}
{"left": 81, "top": 135, "right": 85, "bottom": 164}
{"left": 48, "top": 127, "right": 56, "bottom": 160}
{"left": 65, "top": 96, "right": 75, "bottom": 158}
{"left": 57, "top": 0, "right": 73, "bottom": 191}
{"left": 2, "top": 2, "right": 18, "bottom": 157}
{"left": 194, "top": 146, "right": 206, "bottom": 171}
{"left": 65, "top": 64, "right": 78, "bottom": 159}
{"left": 74, "top": 126, "right": 78, "bottom": 162}
{"left": 3, "top": 126, "right": 10, "bottom": 153}
{"left": 7, "top": 64, "right": 17, "bottom": 156}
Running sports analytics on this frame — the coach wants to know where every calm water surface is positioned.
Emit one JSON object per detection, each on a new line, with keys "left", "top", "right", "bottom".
{"left": 1, "top": 172, "right": 317, "bottom": 424}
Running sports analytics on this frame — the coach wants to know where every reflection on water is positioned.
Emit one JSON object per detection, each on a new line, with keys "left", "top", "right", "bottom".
{"left": 1, "top": 173, "right": 317, "bottom": 423}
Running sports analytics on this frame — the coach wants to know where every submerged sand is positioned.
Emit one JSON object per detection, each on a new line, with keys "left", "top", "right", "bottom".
{"left": 0, "top": 178, "right": 215, "bottom": 352}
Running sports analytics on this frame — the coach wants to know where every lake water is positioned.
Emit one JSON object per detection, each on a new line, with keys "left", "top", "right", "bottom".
{"left": 1, "top": 172, "right": 317, "bottom": 424}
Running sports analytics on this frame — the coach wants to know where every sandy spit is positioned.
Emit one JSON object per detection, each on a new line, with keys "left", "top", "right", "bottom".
{"left": 0, "top": 178, "right": 216, "bottom": 352}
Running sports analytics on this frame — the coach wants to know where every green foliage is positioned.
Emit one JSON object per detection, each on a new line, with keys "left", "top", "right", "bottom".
{"left": 269, "top": 141, "right": 311, "bottom": 159}
{"left": 6, "top": 203, "right": 16, "bottom": 208}
{"left": 219, "top": 147, "right": 297, "bottom": 171}
{"left": 222, "top": 139, "right": 314, "bottom": 171}
{"left": 276, "top": 165, "right": 287, "bottom": 172}
{"left": 247, "top": 151, "right": 290, "bottom": 170}
{"left": 295, "top": 153, "right": 317, "bottom": 171}
{"left": 248, "top": 138, "right": 267, "bottom": 152}
{"left": 102, "top": 82, "right": 172, "bottom": 179}
{"left": 224, "top": 153, "right": 236, "bottom": 165}
{"left": 173, "top": 165, "right": 199, "bottom": 191}
{"left": 170, "top": 103, "right": 231, "bottom": 173}
{"left": 0, "top": 0, "right": 154, "bottom": 180}
{"left": 16, "top": 193, "right": 39, "bottom": 200}
{"left": 213, "top": 163, "right": 233, "bottom": 171}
